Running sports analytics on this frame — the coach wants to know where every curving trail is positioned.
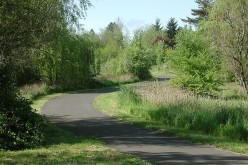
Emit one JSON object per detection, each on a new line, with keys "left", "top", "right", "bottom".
{"left": 42, "top": 86, "right": 248, "bottom": 165}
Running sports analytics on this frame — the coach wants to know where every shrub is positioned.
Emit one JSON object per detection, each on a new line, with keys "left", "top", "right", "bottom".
{"left": 0, "top": 94, "right": 46, "bottom": 150}
{"left": 169, "top": 29, "right": 222, "bottom": 95}
{"left": 123, "top": 32, "right": 153, "bottom": 80}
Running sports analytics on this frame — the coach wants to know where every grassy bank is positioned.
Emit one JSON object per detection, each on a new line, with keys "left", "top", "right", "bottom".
{"left": 0, "top": 123, "right": 149, "bottom": 164}
{"left": 0, "top": 93, "right": 149, "bottom": 164}
{"left": 19, "top": 74, "right": 140, "bottom": 102}
{"left": 94, "top": 82, "right": 248, "bottom": 155}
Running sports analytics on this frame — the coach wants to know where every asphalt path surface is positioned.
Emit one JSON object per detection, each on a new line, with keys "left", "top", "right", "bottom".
{"left": 42, "top": 84, "right": 248, "bottom": 165}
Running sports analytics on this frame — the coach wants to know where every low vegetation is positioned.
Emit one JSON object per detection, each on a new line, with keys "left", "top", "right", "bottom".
{"left": 0, "top": 93, "right": 150, "bottom": 165}
{"left": 0, "top": 123, "right": 149, "bottom": 165}
{"left": 94, "top": 82, "right": 248, "bottom": 154}
{"left": 1, "top": 0, "right": 248, "bottom": 159}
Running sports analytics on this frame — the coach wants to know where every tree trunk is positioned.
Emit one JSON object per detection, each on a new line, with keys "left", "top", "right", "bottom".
{"left": 238, "top": 70, "right": 248, "bottom": 94}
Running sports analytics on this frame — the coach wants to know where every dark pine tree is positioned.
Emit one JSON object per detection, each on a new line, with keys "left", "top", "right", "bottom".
{"left": 153, "top": 18, "right": 163, "bottom": 31}
{"left": 181, "top": 0, "right": 213, "bottom": 25}
{"left": 166, "top": 18, "right": 178, "bottom": 47}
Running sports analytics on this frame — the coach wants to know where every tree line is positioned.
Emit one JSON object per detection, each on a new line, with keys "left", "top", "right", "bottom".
{"left": 0, "top": 0, "right": 93, "bottom": 150}
{"left": 0, "top": 0, "right": 247, "bottom": 150}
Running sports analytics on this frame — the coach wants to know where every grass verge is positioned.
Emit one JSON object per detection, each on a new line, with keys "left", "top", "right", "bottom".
{"left": 0, "top": 124, "right": 149, "bottom": 164}
{"left": 93, "top": 86, "right": 248, "bottom": 156}
{"left": 31, "top": 93, "right": 63, "bottom": 114}
{"left": 0, "top": 94, "right": 149, "bottom": 165}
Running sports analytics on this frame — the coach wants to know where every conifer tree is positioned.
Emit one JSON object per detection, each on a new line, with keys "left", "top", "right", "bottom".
{"left": 182, "top": 0, "right": 213, "bottom": 25}
{"left": 153, "top": 18, "right": 163, "bottom": 31}
{"left": 166, "top": 18, "right": 178, "bottom": 47}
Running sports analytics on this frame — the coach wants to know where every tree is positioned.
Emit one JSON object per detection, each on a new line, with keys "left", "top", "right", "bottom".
{"left": 153, "top": 18, "right": 163, "bottom": 31}
{"left": 182, "top": 0, "right": 213, "bottom": 25}
{"left": 123, "top": 31, "right": 153, "bottom": 80}
{"left": 166, "top": 18, "right": 178, "bottom": 47}
{"left": 169, "top": 29, "right": 222, "bottom": 95}
{"left": 0, "top": 0, "right": 91, "bottom": 150}
{"left": 98, "top": 21, "right": 126, "bottom": 75}
{"left": 201, "top": 0, "right": 248, "bottom": 93}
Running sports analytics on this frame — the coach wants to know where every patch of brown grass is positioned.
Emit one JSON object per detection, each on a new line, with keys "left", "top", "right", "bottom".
{"left": 96, "top": 73, "right": 138, "bottom": 82}
{"left": 136, "top": 82, "right": 196, "bottom": 106}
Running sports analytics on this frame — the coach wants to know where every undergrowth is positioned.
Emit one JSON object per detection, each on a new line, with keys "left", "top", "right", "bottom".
{"left": 0, "top": 122, "right": 149, "bottom": 165}
{"left": 118, "top": 84, "right": 248, "bottom": 141}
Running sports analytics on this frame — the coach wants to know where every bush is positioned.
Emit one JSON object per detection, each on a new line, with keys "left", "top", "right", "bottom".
{"left": 123, "top": 32, "right": 153, "bottom": 80}
{"left": 0, "top": 66, "right": 45, "bottom": 150}
{"left": 169, "top": 29, "right": 222, "bottom": 95}
{"left": 0, "top": 96, "right": 45, "bottom": 150}
{"left": 0, "top": 95, "right": 46, "bottom": 150}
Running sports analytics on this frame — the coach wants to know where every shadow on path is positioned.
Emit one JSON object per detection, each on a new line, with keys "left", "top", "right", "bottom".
{"left": 42, "top": 86, "right": 248, "bottom": 165}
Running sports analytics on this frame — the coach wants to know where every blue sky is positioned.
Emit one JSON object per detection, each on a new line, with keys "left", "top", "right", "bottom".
{"left": 81, "top": 0, "right": 197, "bottom": 34}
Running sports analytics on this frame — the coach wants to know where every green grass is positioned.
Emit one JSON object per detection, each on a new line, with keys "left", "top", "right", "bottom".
{"left": 93, "top": 85, "right": 248, "bottom": 155}
{"left": 218, "top": 82, "right": 248, "bottom": 100}
{"left": 0, "top": 93, "right": 149, "bottom": 165}
{"left": 93, "top": 74, "right": 140, "bottom": 88}
{"left": 0, "top": 123, "right": 149, "bottom": 164}
{"left": 31, "top": 93, "right": 63, "bottom": 113}
{"left": 150, "top": 65, "right": 176, "bottom": 78}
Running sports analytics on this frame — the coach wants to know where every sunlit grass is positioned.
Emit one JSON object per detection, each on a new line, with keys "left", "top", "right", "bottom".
{"left": 94, "top": 82, "right": 248, "bottom": 155}
{"left": 150, "top": 65, "right": 176, "bottom": 78}
{"left": 0, "top": 90, "right": 149, "bottom": 165}
{"left": 0, "top": 124, "right": 150, "bottom": 165}
{"left": 31, "top": 93, "right": 62, "bottom": 114}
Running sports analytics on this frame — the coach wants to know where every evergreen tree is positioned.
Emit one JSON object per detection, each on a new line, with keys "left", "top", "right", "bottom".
{"left": 182, "top": 0, "right": 213, "bottom": 25}
{"left": 166, "top": 18, "right": 178, "bottom": 47}
{"left": 153, "top": 18, "right": 163, "bottom": 31}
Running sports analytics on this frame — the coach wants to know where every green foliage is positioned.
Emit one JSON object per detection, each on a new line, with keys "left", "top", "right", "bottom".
{"left": 123, "top": 32, "right": 153, "bottom": 80}
{"left": 0, "top": 0, "right": 91, "bottom": 151}
{"left": 0, "top": 123, "right": 149, "bottom": 165}
{"left": 0, "top": 66, "right": 45, "bottom": 150}
{"left": 20, "top": 83, "right": 50, "bottom": 101}
{"left": 39, "top": 33, "right": 96, "bottom": 90}
{"left": 96, "top": 20, "right": 128, "bottom": 76}
{"left": 147, "top": 103, "right": 248, "bottom": 140}
{"left": 0, "top": 96, "right": 46, "bottom": 150}
{"left": 118, "top": 86, "right": 142, "bottom": 106}
{"left": 153, "top": 18, "right": 163, "bottom": 31}
{"left": 153, "top": 42, "right": 167, "bottom": 67}
{"left": 139, "top": 26, "right": 166, "bottom": 48}
{"left": 166, "top": 18, "right": 178, "bottom": 47}
{"left": 182, "top": 0, "right": 213, "bottom": 25}
{"left": 169, "top": 29, "right": 222, "bottom": 95}
{"left": 200, "top": 0, "right": 248, "bottom": 93}
{"left": 96, "top": 21, "right": 168, "bottom": 79}
{"left": 115, "top": 84, "right": 248, "bottom": 141}
{"left": 99, "top": 21, "right": 125, "bottom": 62}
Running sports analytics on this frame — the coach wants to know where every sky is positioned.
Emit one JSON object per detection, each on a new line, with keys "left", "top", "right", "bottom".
{"left": 81, "top": 0, "right": 198, "bottom": 34}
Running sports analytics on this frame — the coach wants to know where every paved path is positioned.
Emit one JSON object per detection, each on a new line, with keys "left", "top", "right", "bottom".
{"left": 42, "top": 87, "right": 248, "bottom": 165}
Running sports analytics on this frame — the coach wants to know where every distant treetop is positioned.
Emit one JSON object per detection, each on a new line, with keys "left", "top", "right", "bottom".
{"left": 181, "top": 0, "right": 213, "bottom": 26}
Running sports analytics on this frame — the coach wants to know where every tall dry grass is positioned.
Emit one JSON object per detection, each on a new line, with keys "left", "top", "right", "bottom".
{"left": 19, "top": 82, "right": 49, "bottom": 100}
{"left": 118, "top": 82, "right": 248, "bottom": 141}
